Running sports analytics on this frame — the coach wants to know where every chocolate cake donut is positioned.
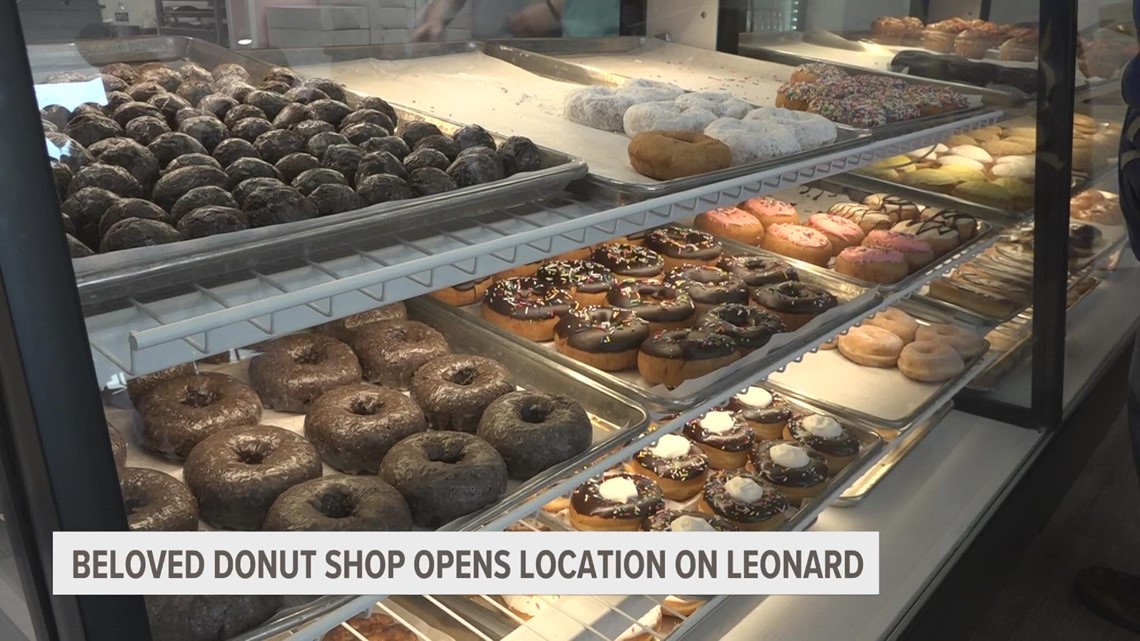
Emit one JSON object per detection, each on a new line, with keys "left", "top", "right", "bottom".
{"left": 380, "top": 430, "right": 508, "bottom": 529}
{"left": 452, "top": 124, "right": 497, "bottom": 151}
{"left": 304, "top": 383, "right": 427, "bottom": 474}
{"left": 409, "top": 167, "right": 457, "bottom": 196}
{"left": 275, "top": 152, "right": 320, "bottom": 183}
{"left": 225, "top": 157, "right": 280, "bottom": 189}
{"left": 230, "top": 117, "right": 273, "bottom": 143}
{"left": 164, "top": 153, "right": 222, "bottom": 174}
{"left": 355, "top": 151, "right": 409, "bottom": 183}
{"left": 101, "top": 218, "right": 182, "bottom": 252}
{"left": 177, "top": 206, "right": 250, "bottom": 239}
{"left": 348, "top": 320, "right": 450, "bottom": 389}
{"left": 170, "top": 185, "right": 238, "bottom": 223}
{"left": 498, "top": 136, "right": 543, "bottom": 174}
{"left": 248, "top": 334, "right": 362, "bottom": 412}
{"left": 137, "top": 372, "right": 262, "bottom": 460}
{"left": 108, "top": 424, "right": 128, "bottom": 472}
{"left": 212, "top": 137, "right": 259, "bottom": 167}
{"left": 751, "top": 281, "right": 839, "bottom": 330}
{"left": 361, "top": 135, "right": 409, "bottom": 160}
{"left": 98, "top": 198, "right": 167, "bottom": 238}
{"left": 146, "top": 594, "right": 283, "bottom": 641}
{"left": 665, "top": 265, "right": 750, "bottom": 315}
{"left": 184, "top": 424, "right": 322, "bottom": 530}
{"left": 404, "top": 148, "right": 450, "bottom": 172}
{"left": 68, "top": 163, "right": 142, "bottom": 198}
{"left": 264, "top": 475, "right": 413, "bottom": 531}
{"left": 319, "top": 303, "right": 408, "bottom": 341}
{"left": 476, "top": 391, "right": 592, "bottom": 478}
{"left": 340, "top": 108, "right": 394, "bottom": 132}
{"left": 119, "top": 467, "right": 199, "bottom": 531}
{"left": 553, "top": 306, "right": 650, "bottom": 371}
{"left": 126, "top": 362, "right": 196, "bottom": 406}
{"left": 717, "top": 255, "right": 799, "bottom": 288}
{"left": 411, "top": 354, "right": 514, "bottom": 433}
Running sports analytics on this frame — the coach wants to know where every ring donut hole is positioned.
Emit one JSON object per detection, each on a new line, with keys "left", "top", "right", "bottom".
{"left": 289, "top": 342, "right": 329, "bottom": 365}
{"left": 423, "top": 440, "right": 467, "bottom": 465}
{"left": 179, "top": 385, "right": 220, "bottom": 408}
{"left": 348, "top": 395, "right": 385, "bottom": 416}
{"left": 312, "top": 487, "right": 356, "bottom": 519}
{"left": 123, "top": 494, "right": 148, "bottom": 517}
{"left": 445, "top": 364, "right": 480, "bottom": 386}
{"left": 233, "top": 440, "right": 275, "bottom": 465}
{"left": 517, "top": 399, "right": 552, "bottom": 424}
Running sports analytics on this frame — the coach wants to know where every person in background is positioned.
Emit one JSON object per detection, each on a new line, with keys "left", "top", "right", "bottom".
{"left": 1074, "top": 0, "right": 1140, "bottom": 633}
{"left": 412, "top": 0, "right": 619, "bottom": 41}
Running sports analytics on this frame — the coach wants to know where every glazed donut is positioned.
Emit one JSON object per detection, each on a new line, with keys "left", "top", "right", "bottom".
{"left": 304, "top": 383, "right": 426, "bottom": 474}
{"left": 865, "top": 307, "right": 918, "bottom": 342}
{"left": 624, "top": 434, "right": 709, "bottom": 500}
{"left": 637, "top": 330, "right": 740, "bottom": 388}
{"left": 751, "top": 281, "right": 839, "bottom": 331}
{"left": 410, "top": 354, "right": 515, "bottom": 433}
{"left": 694, "top": 206, "right": 765, "bottom": 245}
{"left": 740, "top": 197, "right": 797, "bottom": 228}
{"left": 248, "top": 334, "right": 362, "bottom": 412}
{"left": 590, "top": 243, "right": 665, "bottom": 281}
{"left": 568, "top": 472, "right": 665, "bottom": 531}
{"left": 109, "top": 425, "right": 128, "bottom": 471}
{"left": 183, "top": 424, "right": 323, "bottom": 530}
{"left": 784, "top": 414, "right": 860, "bottom": 474}
{"left": 263, "top": 475, "right": 413, "bottom": 531}
{"left": 698, "top": 470, "right": 788, "bottom": 531}
{"left": 746, "top": 107, "right": 838, "bottom": 148}
{"left": 863, "top": 230, "right": 935, "bottom": 272}
{"left": 717, "top": 255, "right": 798, "bottom": 288}
{"left": 807, "top": 213, "right": 866, "bottom": 253}
{"left": 726, "top": 386, "right": 794, "bottom": 441}
{"left": 606, "top": 281, "right": 696, "bottom": 333}
{"left": 554, "top": 306, "right": 650, "bottom": 371}
{"left": 535, "top": 260, "right": 615, "bottom": 307}
{"left": 682, "top": 409, "right": 755, "bottom": 469}
{"left": 480, "top": 277, "right": 576, "bottom": 341}
{"left": 700, "top": 303, "right": 786, "bottom": 354}
{"left": 318, "top": 302, "right": 406, "bottom": 341}
{"left": 379, "top": 430, "right": 508, "bottom": 528}
{"left": 834, "top": 246, "right": 909, "bottom": 284}
{"left": 137, "top": 372, "right": 262, "bottom": 460}
{"left": 564, "top": 86, "right": 641, "bottom": 132}
{"left": 476, "top": 391, "right": 592, "bottom": 479}
{"left": 760, "top": 223, "right": 834, "bottom": 266}
{"left": 429, "top": 277, "right": 492, "bottom": 306}
{"left": 897, "top": 340, "right": 965, "bottom": 382}
{"left": 644, "top": 509, "right": 733, "bottom": 531}
{"left": 126, "top": 362, "right": 195, "bottom": 406}
{"left": 645, "top": 227, "right": 724, "bottom": 270}
{"left": 915, "top": 323, "right": 987, "bottom": 360}
{"left": 665, "top": 266, "right": 749, "bottom": 316}
{"left": 837, "top": 325, "right": 904, "bottom": 368}
{"left": 704, "top": 117, "right": 801, "bottom": 164}
{"left": 748, "top": 440, "right": 829, "bottom": 506}
{"left": 348, "top": 320, "right": 450, "bottom": 389}
{"left": 676, "top": 91, "right": 752, "bottom": 118}
{"left": 623, "top": 101, "right": 718, "bottom": 138}
{"left": 119, "top": 468, "right": 199, "bottom": 531}
{"left": 918, "top": 208, "right": 979, "bottom": 243}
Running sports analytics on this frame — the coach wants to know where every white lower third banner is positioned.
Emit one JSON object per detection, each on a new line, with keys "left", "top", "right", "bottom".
{"left": 53, "top": 531, "right": 879, "bottom": 596}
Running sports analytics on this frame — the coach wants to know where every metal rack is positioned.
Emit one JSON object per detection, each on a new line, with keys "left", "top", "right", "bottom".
{"left": 155, "top": 0, "right": 227, "bottom": 45}
{"left": 84, "top": 110, "right": 1000, "bottom": 385}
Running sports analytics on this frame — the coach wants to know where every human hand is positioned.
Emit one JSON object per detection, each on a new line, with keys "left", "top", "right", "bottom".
{"left": 412, "top": 20, "right": 445, "bottom": 42}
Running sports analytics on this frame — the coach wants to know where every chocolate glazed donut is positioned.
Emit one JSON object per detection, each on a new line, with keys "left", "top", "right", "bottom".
{"left": 665, "top": 266, "right": 750, "bottom": 313}
{"left": 411, "top": 355, "right": 515, "bottom": 433}
{"left": 717, "top": 255, "right": 799, "bottom": 288}
{"left": 137, "top": 372, "right": 263, "bottom": 460}
{"left": 183, "top": 424, "right": 323, "bottom": 530}
{"left": 248, "top": 334, "right": 362, "bottom": 412}
{"left": 318, "top": 302, "right": 407, "bottom": 341}
{"left": 119, "top": 468, "right": 199, "bottom": 531}
{"left": 109, "top": 425, "right": 128, "bottom": 471}
{"left": 476, "top": 391, "right": 592, "bottom": 478}
{"left": 379, "top": 431, "right": 508, "bottom": 528}
{"left": 645, "top": 227, "right": 723, "bottom": 269}
{"left": 553, "top": 306, "right": 650, "bottom": 371}
{"left": 644, "top": 509, "right": 733, "bottom": 531}
{"left": 304, "top": 383, "right": 427, "bottom": 474}
{"left": 146, "top": 594, "right": 284, "bottom": 641}
{"left": 700, "top": 303, "right": 786, "bottom": 353}
{"left": 606, "top": 281, "right": 696, "bottom": 332}
{"left": 263, "top": 475, "right": 413, "bottom": 531}
{"left": 348, "top": 320, "right": 450, "bottom": 389}
{"left": 126, "top": 362, "right": 195, "bottom": 406}
{"left": 590, "top": 243, "right": 665, "bottom": 280}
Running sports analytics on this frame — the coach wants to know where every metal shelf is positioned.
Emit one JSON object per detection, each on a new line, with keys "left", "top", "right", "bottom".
{"left": 85, "top": 111, "right": 1000, "bottom": 384}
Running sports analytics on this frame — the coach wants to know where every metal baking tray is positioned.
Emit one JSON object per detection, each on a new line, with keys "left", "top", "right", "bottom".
{"left": 765, "top": 298, "right": 995, "bottom": 429}
{"left": 419, "top": 243, "right": 879, "bottom": 414}
{"left": 736, "top": 32, "right": 1029, "bottom": 109}
{"left": 535, "top": 392, "right": 883, "bottom": 532}
{"left": 706, "top": 183, "right": 1000, "bottom": 294}
{"left": 27, "top": 36, "right": 588, "bottom": 308}
{"left": 834, "top": 401, "right": 953, "bottom": 506}
{"left": 826, "top": 171, "right": 1030, "bottom": 224}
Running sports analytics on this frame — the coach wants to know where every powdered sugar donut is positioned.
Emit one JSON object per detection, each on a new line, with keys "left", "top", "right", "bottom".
{"left": 704, "top": 118, "right": 800, "bottom": 165}
{"left": 565, "top": 86, "right": 640, "bottom": 132}
{"left": 746, "top": 107, "right": 838, "bottom": 148}
{"left": 624, "top": 101, "right": 718, "bottom": 137}
{"left": 676, "top": 91, "right": 752, "bottom": 119}
{"left": 618, "top": 78, "right": 686, "bottom": 102}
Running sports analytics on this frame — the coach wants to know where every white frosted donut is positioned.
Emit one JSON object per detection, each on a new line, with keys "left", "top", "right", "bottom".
{"left": 676, "top": 91, "right": 752, "bottom": 119}
{"left": 745, "top": 107, "right": 837, "bottom": 148}
{"left": 565, "top": 86, "right": 640, "bottom": 132}
{"left": 624, "top": 101, "right": 718, "bottom": 137}
{"left": 704, "top": 117, "right": 801, "bottom": 165}
{"left": 617, "top": 78, "right": 686, "bottom": 102}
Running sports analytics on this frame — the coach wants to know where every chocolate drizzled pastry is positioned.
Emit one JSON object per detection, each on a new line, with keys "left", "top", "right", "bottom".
{"left": 554, "top": 306, "right": 650, "bottom": 353}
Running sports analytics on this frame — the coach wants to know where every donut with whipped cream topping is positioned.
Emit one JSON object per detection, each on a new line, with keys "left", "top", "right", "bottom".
{"left": 569, "top": 472, "right": 665, "bottom": 531}
{"left": 625, "top": 433, "right": 709, "bottom": 500}
{"left": 698, "top": 470, "right": 788, "bottom": 531}
{"left": 726, "top": 387, "right": 794, "bottom": 440}
{"left": 683, "top": 410, "right": 755, "bottom": 469}
{"left": 784, "top": 414, "right": 860, "bottom": 474}
{"left": 748, "top": 440, "right": 829, "bottom": 505}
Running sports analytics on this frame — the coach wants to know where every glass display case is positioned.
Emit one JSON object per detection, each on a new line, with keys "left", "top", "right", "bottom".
{"left": 0, "top": 0, "right": 1133, "bottom": 639}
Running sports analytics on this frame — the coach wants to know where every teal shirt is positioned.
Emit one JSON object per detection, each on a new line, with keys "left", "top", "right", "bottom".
{"left": 562, "top": 0, "right": 620, "bottom": 37}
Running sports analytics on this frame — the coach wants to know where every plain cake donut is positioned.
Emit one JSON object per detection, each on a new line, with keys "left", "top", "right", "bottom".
{"left": 183, "top": 424, "right": 322, "bottom": 530}
{"left": 263, "top": 475, "right": 413, "bottom": 531}
{"left": 248, "top": 334, "right": 362, "bottom": 412}
{"left": 897, "top": 340, "right": 965, "bottom": 382}
{"left": 379, "top": 430, "right": 508, "bottom": 528}
{"left": 865, "top": 307, "right": 919, "bottom": 342}
{"left": 628, "top": 131, "right": 732, "bottom": 180}
{"left": 915, "top": 323, "right": 987, "bottom": 360}
{"left": 837, "top": 325, "right": 905, "bottom": 368}
{"left": 137, "top": 372, "right": 262, "bottom": 460}
{"left": 304, "top": 383, "right": 427, "bottom": 474}
{"left": 476, "top": 391, "right": 592, "bottom": 479}
{"left": 410, "top": 354, "right": 515, "bottom": 432}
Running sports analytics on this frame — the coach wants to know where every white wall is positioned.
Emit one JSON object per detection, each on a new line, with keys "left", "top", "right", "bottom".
{"left": 804, "top": 0, "right": 908, "bottom": 33}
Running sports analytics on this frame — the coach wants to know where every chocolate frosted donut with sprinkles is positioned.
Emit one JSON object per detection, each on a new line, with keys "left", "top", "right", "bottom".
{"left": 665, "top": 265, "right": 750, "bottom": 317}
{"left": 644, "top": 227, "right": 724, "bottom": 270}
{"left": 590, "top": 243, "right": 665, "bottom": 281}
{"left": 637, "top": 329, "right": 740, "bottom": 388}
{"left": 481, "top": 277, "right": 576, "bottom": 341}
{"left": 784, "top": 413, "right": 860, "bottom": 474}
{"left": 606, "top": 281, "right": 696, "bottom": 333}
{"left": 749, "top": 440, "right": 829, "bottom": 506}
{"left": 683, "top": 409, "right": 755, "bottom": 469}
{"left": 698, "top": 470, "right": 788, "bottom": 531}
{"left": 751, "top": 281, "right": 838, "bottom": 331}
{"left": 700, "top": 303, "right": 786, "bottom": 354}
{"left": 535, "top": 260, "right": 615, "bottom": 307}
{"left": 726, "top": 386, "right": 795, "bottom": 441}
{"left": 625, "top": 433, "right": 709, "bottom": 500}
{"left": 569, "top": 472, "right": 665, "bottom": 531}
{"left": 554, "top": 306, "right": 649, "bottom": 371}
{"left": 717, "top": 255, "right": 798, "bottom": 288}
{"left": 643, "top": 509, "right": 733, "bottom": 532}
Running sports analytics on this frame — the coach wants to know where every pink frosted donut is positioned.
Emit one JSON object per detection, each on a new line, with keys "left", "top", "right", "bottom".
{"left": 695, "top": 206, "right": 765, "bottom": 245}
{"left": 862, "top": 230, "right": 934, "bottom": 272}
{"left": 759, "top": 223, "right": 833, "bottom": 266}
{"left": 739, "top": 197, "right": 797, "bottom": 228}
{"left": 834, "top": 246, "right": 909, "bottom": 284}
{"left": 807, "top": 213, "right": 866, "bottom": 253}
